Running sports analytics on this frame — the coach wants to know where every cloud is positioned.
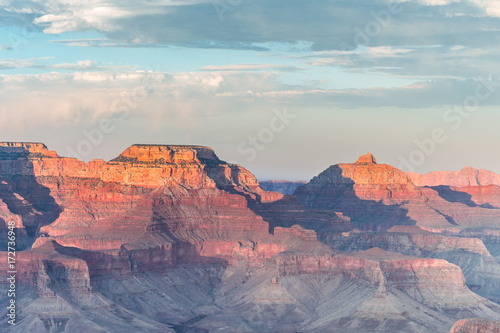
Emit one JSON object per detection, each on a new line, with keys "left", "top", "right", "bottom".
{"left": 198, "top": 64, "right": 302, "bottom": 72}
{"left": 52, "top": 60, "right": 136, "bottom": 71}
{"left": 0, "top": 57, "right": 53, "bottom": 69}
{"left": 304, "top": 45, "right": 500, "bottom": 79}
{"left": 390, "top": 0, "right": 460, "bottom": 6}
{"left": 1, "top": 70, "right": 499, "bottom": 134}
{"left": 0, "top": 57, "right": 135, "bottom": 71}
{"left": 290, "top": 79, "right": 500, "bottom": 108}
{"left": 0, "top": 70, "right": 279, "bottom": 129}
{"left": 0, "top": 0, "right": 499, "bottom": 53}
{"left": 1, "top": 69, "right": 499, "bottom": 177}
{"left": 392, "top": 0, "right": 500, "bottom": 17}
{"left": 50, "top": 38, "right": 168, "bottom": 48}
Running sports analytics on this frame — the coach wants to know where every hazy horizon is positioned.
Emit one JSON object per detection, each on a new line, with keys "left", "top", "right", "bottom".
{"left": 1, "top": 0, "right": 500, "bottom": 179}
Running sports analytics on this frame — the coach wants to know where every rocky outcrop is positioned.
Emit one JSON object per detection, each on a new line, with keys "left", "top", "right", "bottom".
{"left": 449, "top": 318, "right": 500, "bottom": 333}
{"left": 277, "top": 247, "right": 467, "bottom": 290}
{"left": 0, "top": 143, "right": 322, "bottom": 297}
{"left": 295, "top": 153, "right": 420, "bottom": 203}
{"left": 294, "top": 154, "right": 427, "bottom": 230}
{"left": 329, "top": 226, "right": 490, "bottom": 255}
{"left": 292, "top": 155, "right": 500, "bottom": 307}
{"left": 356, "top": 152, "right": 378, "bottom": 164}
{"left": 295, "top": 154, "right": 500, "bottom": 230}
{"left": 2, "top": 143, "right": 500, "bottom": 333}
{"left": 259, "top": 180, "right": 307, "bottom": 195}
{"left": 408, "top": 167, "right": 500, "bottom": 187}
{"left": 407, "top": 167, "right": 500, "bottom": 210}
{"left": 458, "top": 185, "right": 500, "bottom": 208}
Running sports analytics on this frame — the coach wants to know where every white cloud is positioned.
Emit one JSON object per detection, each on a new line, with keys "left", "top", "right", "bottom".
{"left": 1, "top": 69, "right": 499, "bottom": 135}
{"left": 50, "top": 38, "right": 155, "bottom": 48}
{"left": 390, "top": 0, "right": 500, "bottom": 17}
{"left": 0, "top": 70, "right": 284, "bottom": 130}
{"left": 17, "top": 0, "right": 208, "bottom": 34}
{"left": 198, "top": 64, "right": 302, "bottom": 72}
{"left": 0, "top": 57, "right": 53, "bottom": 69}
{"left": 472, "top": 0, "right": 500, "bottom": 17}
{"left": 1, "top": 0, "right": 499, "bottom": 52}
{"left": 0, "top": 57, "right": 135, "bottom": 71}
{"left": 390, "top": 0, "right": 459, "bottom": 5}
{"left": 304, "top": 45, "right": 500, "bottom": 80}
{"left": 53, "top": 60, "right": 135, "bottom": 71}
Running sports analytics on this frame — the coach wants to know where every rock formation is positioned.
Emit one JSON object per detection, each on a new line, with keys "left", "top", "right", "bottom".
{"left": 449, "top": 318, "right": 500, "bottom": 333}
{"left": 295, "top": 154, "right": 500, "bottom": 230}
{"left": 408, "top": 167, "right": 500, "bottom": 187}
{"left": 1, "top": 144, "right": 500, "bottom": 332}
{"left": 259, "top": 180, "right": 307, "bottom": 195}
{"left": 0, "top": 143, "right": 332, "bottom": 290}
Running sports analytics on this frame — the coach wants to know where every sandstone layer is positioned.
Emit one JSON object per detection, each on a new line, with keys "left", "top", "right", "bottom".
{"left": 449, "top": 318, "right": 500, "bottom": 333}
{"left": 295, "top": 153, "right": 500, "bottom": 230}
{"left": 1, "top": 144, "right": 500, "bottom": 332}
{"left": 408, "top": 167, "right": 500, "bottom": 187}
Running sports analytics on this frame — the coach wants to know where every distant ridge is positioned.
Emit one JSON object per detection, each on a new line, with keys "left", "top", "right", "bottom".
{"left": 408, "top": 167, "right": 500, "bottom": 187}
{"left": 259, "top": 180, "right": 307, "bottom": 195}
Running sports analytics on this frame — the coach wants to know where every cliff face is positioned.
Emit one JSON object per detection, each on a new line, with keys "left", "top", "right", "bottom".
{"left": 277, "top": 248, "right": 466, "bottom": 289}
{"left": 259, "top": 180, "right": 307, "bottom": 195}
{"left": 407, "top": 167, "right": 500, "bottom": 210}
{"left": 295, "top": 154, "right": 500, "bottom": 230}
{"left": 297, "top": 153, "right": 420, "bottom": 200}
{"left": 328, "top": 226, "right": 490, "bottom": 256}
{"left": 449, "top": 319, "right": 500, "bottom": 333}
{"left": 2, "top": 143, "right": 500, "bottom": 332}
{"left": 294, "top": 153, "right": 425, "bottom": 230}
{"left": 408, "top": 167, "right": 500, "bottom": 187}
{"left": 0, "top": 143, "right": 315, "bottom": 291}
{"left": 287, "top": 154, "right": 500, "bottom": 311}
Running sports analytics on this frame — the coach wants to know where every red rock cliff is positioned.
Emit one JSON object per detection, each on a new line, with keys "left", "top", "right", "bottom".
{"left": 449, "top": 318, "right": 500, "bottom": 333}
{"left": 408, "top": 167, "right": 500, "bottom": 187}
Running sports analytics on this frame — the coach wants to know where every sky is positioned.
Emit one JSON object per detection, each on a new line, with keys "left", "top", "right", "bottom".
{"left": 0, "top": 0, "right": 500, "bottom": 180}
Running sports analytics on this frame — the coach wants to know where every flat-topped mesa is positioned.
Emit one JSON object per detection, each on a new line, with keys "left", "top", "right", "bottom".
{"left": 103, "top": 144, "right": 272, "bottom": 191}
{"left": 0, "top": 142, "right": 59, "bottom": 158}
{"left": 112, "top": 144, "right": 221, "bottom": 165}
{"left": 0, "top": 142, "right": 274, "bottom": 193}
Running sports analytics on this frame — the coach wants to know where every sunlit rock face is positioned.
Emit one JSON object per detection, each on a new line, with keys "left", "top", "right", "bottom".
{"left": 449, "top": 318, "right": 500, "bottom": 333}
{"left": 2, "top": 144, "right": 500, "bottom": 332}
{"left": 408, "top": 167, "right": 500, "bottom": 187}
{"left": 295, "top": 153, "right": 421, "bottom": 208}
{"left": 0, "top": 143, "right": 313, "bottom": 285}
{"left": 295, "top": 153, "right": 500, "bottom": 230}
{"left": 408, "top": 167, "right": 500, "bottom": 210}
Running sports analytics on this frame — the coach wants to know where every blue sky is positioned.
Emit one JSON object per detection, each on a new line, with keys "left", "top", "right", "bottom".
{"left": 1, "top": 0, "right": 500, "bottom": 180}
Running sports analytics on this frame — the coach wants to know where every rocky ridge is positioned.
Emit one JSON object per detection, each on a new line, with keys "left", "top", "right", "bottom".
{"left": 1, "top": 145, "right": 500, "bottom": 332}
{"left": 408, "top": 167, "right": 500, "bottom": 187}
{"left": 259, "top": 180, "right": 307, "bottom": 195}
{"left": 449, "top": 318, "right": 500, "bottom": 333}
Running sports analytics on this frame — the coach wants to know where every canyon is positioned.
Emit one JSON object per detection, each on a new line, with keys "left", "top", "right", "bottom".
{"left": 1, "top": 144, "right": 500, "bottom": 332}
{"left": 259, "top": 180, "right": 307, "bottom": 195}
